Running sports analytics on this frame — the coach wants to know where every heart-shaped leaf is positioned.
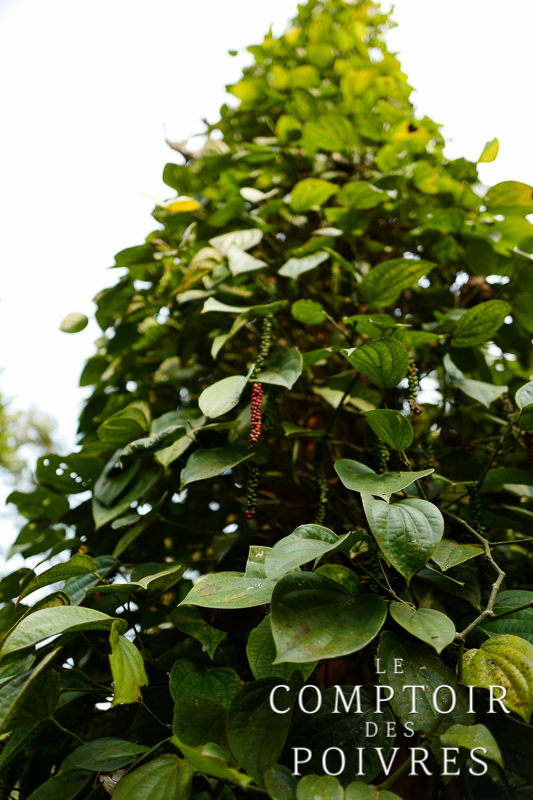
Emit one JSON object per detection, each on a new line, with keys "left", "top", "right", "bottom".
{"left": 334, "top": 459, "right": 433, "bottom": 502}
{"left": 463, "top": 634, "right": 533, "bottom": 723}
{"left": 180, "top": 448, "right": 254, "bottom": 489}
{"left": 256, "top": 347, "right": 303, "bottom": 389}
{"left": 438, "top": 724, "right": 503, "bottom": 767}
{"left": 109, "top": 620, "right": 148, "bottom": 705}
{"left": 478, "top": 590, "right": 533, "bottom": 645}
{"left": 62, "top": 738, "right": 149, "bottom": 773}
{"left": 209, "top": 228, "right": 263, "bottom": 255}
{"left": 516, "top": 380, "right": 533, "bottom": 411}
{"left": 291, "top": 299, "right": 326, "bottom": 325}
{"left": 361, "top": 258, "right": 436, "bottom": 308}
{"left": 342, "top": 339, "right": 409, "bottom": 388}
{"left": 113, "top": 755, "right": 195, "bottom": 800}
{"left": 444, "top": 354, "right": 507, "bottom": 408}
{"left": 271, "top": 572, "right": 386, "bottom": 663}
{"left": 363, "top": 409, "right": 413, "bottom": 450}
{"left": 389, "top": 602, "right": 455, "bottom": 653}
{"left": 246, "top": 615, "right": 317, "bottom": 682}
{"left": 452, "top": 300, "right": 510, "bottom": 347}
{"left": 17, "top": 554, "right": 96, "bottom": 603}
{"left": 362, "top": 494, "right": 443, "bottom": 584}
{"left": 290, "top": 178, "right": 338, "bottom": 212}
{"left": 431, "top": 539, "right": 483, "bottom": 571}
{"left": 199, "top": 374, "right": 249, "bottom": 418}
{"left": 279, "top": 251, "right": 330, "bottom": 279}
{"left": 227, "top": 245, "right": 268, "bottom": 275}
{"left": 170, "top": 659, "right": 241, "bottom": 707}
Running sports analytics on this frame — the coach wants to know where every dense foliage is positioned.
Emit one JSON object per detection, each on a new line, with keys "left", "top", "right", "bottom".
{"left": 2, "top": 1, "right": 533, "bottom": 798}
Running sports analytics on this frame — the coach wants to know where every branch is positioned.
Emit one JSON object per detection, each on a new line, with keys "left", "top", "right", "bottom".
{"left": 442, "top": 510, "right": 506, "bottom": 683}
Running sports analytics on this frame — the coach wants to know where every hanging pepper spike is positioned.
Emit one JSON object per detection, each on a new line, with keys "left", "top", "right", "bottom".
{"left": 249, "top": 383, "right": 263, "bottom": 447}
{"left": 408, "top": 357, "right": 423, "bottom": 415}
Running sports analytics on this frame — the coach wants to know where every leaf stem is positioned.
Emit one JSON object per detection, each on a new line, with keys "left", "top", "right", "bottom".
{"left": 48, "top": 716, "right": 85, "bottom": 745}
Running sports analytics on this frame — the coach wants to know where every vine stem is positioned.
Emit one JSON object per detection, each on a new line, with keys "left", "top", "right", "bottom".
{"left": 476, "top": 418, "right": 516, "bottom": 490}
{"left": 48, "top": 716, "right": 85, "bottom": 745}
{"left": 442, "top": 510, "right": 506, "bottom": 683}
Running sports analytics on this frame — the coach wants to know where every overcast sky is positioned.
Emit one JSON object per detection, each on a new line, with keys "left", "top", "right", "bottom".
{"left": 1, "top": 0, "right": 532, "bottom": 546}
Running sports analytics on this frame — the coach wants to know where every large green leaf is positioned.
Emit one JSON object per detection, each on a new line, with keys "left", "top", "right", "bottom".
{"left": 336, "top": 181, "right": 388, "bottom": 209}
{"left": 113, "top": 755, "right": 195, "bottom": 800}
{"left": 173, "top": 695, "right": 229, "bottom": 754}
{"left": 271, "top": 572, "right": 386, "bottom": 663}
{"left": 463, "top": 634, "right": 533, "bottom": 723}
{"left": 180, "top": 546, "right": 276, "bottom": 610}
{"left": 478, "top": 138, "right": 499, "bottom": 163}
{"left": 301, "top": 114, "right": 356, "bottom": 152}
{"left": 287, "top": 686, "right": 394, "bottom": 785}
{"left": 290, "top": 178, "right": 338, "bottom": 212}
{"left": 109, "top": 620, "right": 147, "bottom": 704}
{"left": 438, "top": 724, "right": 503, "bottom": 767}
{"left": 170, "top": 659, "right": 241, "bottom": 707}
{"left": 278, "top": 251, "right": 330, "bottom": 279}
{"left": 227, "top": 674, "right": 302, "bottom": 786}
{"left": 389, "top": 602, "right": 455, "bottom": 653}
{"left": 444, "top": 354, "right": 508, "bottom": 408}
{"left": 0, "top": 607, "right": 125, "bottom": 657}
{"left": 342, "top": 339, "right": 409, "bottom": 388}
{"left": 256, "top": 348, "right": 303, "bottom": 389}
{"left": 334, "top": 459, "right": 433, "bottom": 502}
{"left": 452, "top": 300, "right": 510, "bottom": 347}
{"left": 97, "top": 401, "right": 151, "bottom": 447}
{"left": 180, "top": 447, "right": 254, "bottom": 489}
{"left": 264, "top": 765, "right": 297, "bottom": 800}
{"left": 209, "top": 228, "right": 263, "bottom": 255}
{"left": 362, "top": 494, "right": 443, "bottom": 584}
{"left": 246, "top": 615, "right": 317, "bottom": 681}
{"left": 62, "top": 738, "right": 149, "bottom": 772}
{"left": 363, "top": 410, "right": 413, "bottom": 450}
{"left": 361, "top": 258, "right": 436, "bottom": 307}
{"left": 17, "top": 554, "right": 96, "bottom": 603}
{"left": 6, "top": 488, "right": 69, "bottom": 523}
{"left": 199, "top": 374, "right": 249, "bottom": 418}
{"left": 264, "top": 525, "right": 360, "bottom": 579}
{"left": 0, "top": 649, "right": 59, "bottom": 735}
{"left": 515, "top": 380, "right": 533, "bottom": 410}
{"left": 431, "top": 539, "right": 483, "bottom": 571}
{"left": 291, "top": 299, "right": 326, "bottom": 325}
{"left": 377, "top": 632, "right": 472, "bottom": 733}
{"left": 227, "top": 245, "right": 268, "bottom": 275}
{"left": 478, "top": 590, "right": 533, "bottom": 645}
{"left": 486, "top": 181, "right": 533, "bottom": 215}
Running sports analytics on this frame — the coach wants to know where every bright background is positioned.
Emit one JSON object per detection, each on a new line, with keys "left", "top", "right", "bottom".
{"left": 1, "top": 0, "right": 532, "bottom": 550}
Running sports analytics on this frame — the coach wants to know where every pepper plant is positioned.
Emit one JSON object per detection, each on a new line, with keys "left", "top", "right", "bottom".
{"left": 2, "top": 1, "right": 533, "bottom": 798}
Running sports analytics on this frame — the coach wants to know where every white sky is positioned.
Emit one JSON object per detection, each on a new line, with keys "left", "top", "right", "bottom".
{"left": 1, "top": 0, "right": 532, "bottom": 547}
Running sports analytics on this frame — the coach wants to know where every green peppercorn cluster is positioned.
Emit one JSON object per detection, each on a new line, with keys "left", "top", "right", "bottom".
{"left": 407, "top": 357, "right": 423, "bottom": 415}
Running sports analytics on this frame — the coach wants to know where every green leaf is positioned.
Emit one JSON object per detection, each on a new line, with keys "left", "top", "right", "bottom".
{"left": 271, "top": 572, "right": 386, "bottom": 663}
{"left": 180, "top": 447, "right": 254, "bottom": 489}
{"left": 26, "top": 768, "right": 94, "bottom": 800}
{"left": 361, "top": 259, "right": 436, "bottom": 307}
{"left": 389, "top": 602, "right": 455, "bottom": 653}
{"left": 291, "top": 299, "right": 326, "bottom": 325}
{"left": 336, "top": 181, "right": 388, "bottom": 209}
{"left": 113, "top": 755, "right": 195, "bottom": 800}
{"left": 301, "top": 114, "right": 355, "bottom": 152}
{"left": 6, "top": 488, "right": 69, "bottom": 522}
{"left": 278, "top": 251, "right": 330, "bottom": 279}
{"left": 170, "top": 606, "right": 226, "bottom": 658}
{"left": 362, "top": 494, "right": 443, "bottom": 584}
{"left": 0, "top": 649, "right": 60, "bottom": 735}
{"left": 342, "top": 338, "right": 409, "bottom": 388}
{"left": 246, "top": 615, "right": 317, "bottom": 681}
{"left": 93, "top": 471, "right": 158, "bottom": 530}
{"left": 463, "top": 634, "right": 533, "bottom": 722}
{"left": 227, "top": 674, "right": 302, "bottom": 786}
{"left": 334, "top": 459, "right": 434, "bottom": 502}
{"left": 431, "top": 539, "right": 484, "bottom": 571}
{"left": 109, "top": 620, "right": 147, "bottom": 704}
{"left": 17, "top": 554, "right": 96, "bottom": 603}
{"left": 345, "top": 784, "right": 402, "bottom": 800}
{"left": 378, "top": 632, "right": 472, "bottom": 733}
{"left": 478, "top": 590, "right": 533, "bottom": 645}
{"left": 172, "top": 737, "right": 252, "bottom": 787}
{"left": 288, "top": 686, "right": 394, "bottom": 785}
{"left": 478, "top": 138, "right": 499, "bottom": 163}
{"left": 363, "top": 410, "right": 413, "bottom": 450}
{"left": 0, "top": 607, "right": 125, "bottom": 658}
{"left": 97, "top": 402, "right": 151, "bottom": 447}
{"left": 199, "top": 374, "right": 249, "bottom": 418}
{"left": 256, "top": 347, "right": 303, "bottom": 389}
{"left": 62, "top": 555, "right": 117, "bottom": 604}
{"left": 179, "top": 546, "right": 277, "bottom": 610}
{"left": 170, "top": 660, "right": 241, "bottom": 707}
{"left": 444, "top": 354, "right": 508, "bottom": 407}
{"left": 290, "top": 178, "right": 338, "bottom": 212}
{"left": 264, "top": 525, "right": 360, "bottom": 579}
{"left": 62, "top": 738, "right": 149, "bottom": 772}
{"left": 60, "top": 312, "right": 88, "bottom": 333}
{"left": 486, "top": 181, "right": 533, "bottom": 216}
{"left": 314, "top": 564, "right": 363, "bottom": 596}
{"left": 121, "top": 425, "right": 186, "bottom": 459}
{"left": 515, "top": 380, "right": 533, "bottom": 410}
{"left": 173, "top": 695, "right": 229, "bottom": 753}
{"left": 296, "top": 776, "right": 343, "bottom": 800}
{"left": 439, "top": 723, "right": 503, "bottom": 767}
{"left": 227, "top": 245, "right": 268, "bottom": 275}
{"left": 264, "top": 765, "right": 297, "bottom": 800}
{"left": 452, "top": 300, "right": 511, "bottom": 347}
